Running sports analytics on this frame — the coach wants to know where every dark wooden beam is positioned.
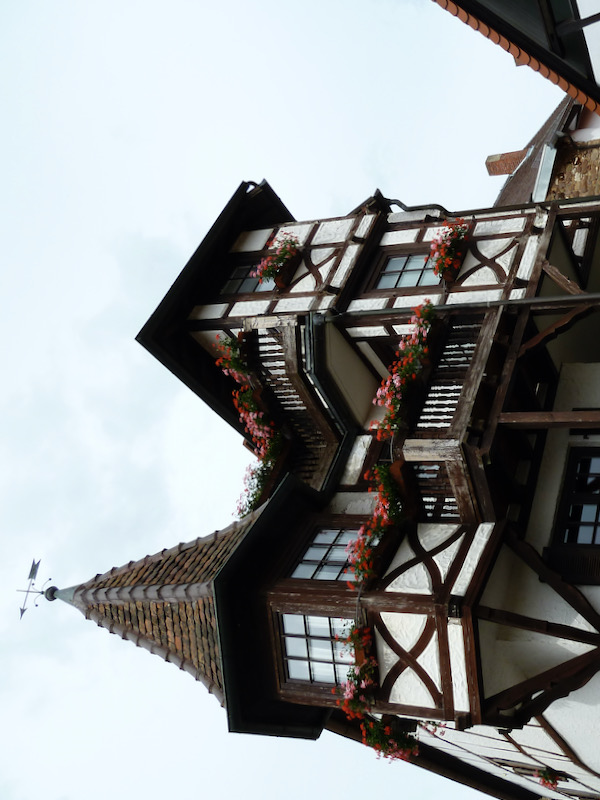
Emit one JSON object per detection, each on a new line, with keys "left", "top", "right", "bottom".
{"left": 476, "top": 605, "right": 600, "bottom": 646}
{"left": 498, "top": 410, "right": 600, "bottom": 429}
{"left": 518, "top": 303, "right": 593, "bottom": 358}
{"left": 480, "top": 309, "right": 530, "bottom": 456}
{"left": 541, "top": 260, "right": 584, "bottom": 295}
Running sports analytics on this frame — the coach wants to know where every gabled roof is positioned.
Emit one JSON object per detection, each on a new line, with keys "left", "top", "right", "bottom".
{"left": 136, "top": 180, "right": 295, "bottom": 434}
{"left": 53, "top": 511, "right": 262, "bottom": 705}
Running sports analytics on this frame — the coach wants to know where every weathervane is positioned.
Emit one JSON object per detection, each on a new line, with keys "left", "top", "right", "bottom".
{"left": 17, "top": 559, "right": 53, "bottom": 619}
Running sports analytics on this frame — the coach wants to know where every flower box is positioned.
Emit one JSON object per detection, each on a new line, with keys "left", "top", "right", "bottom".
{"left": 274, "top": 250, "right": 302, "bottom": 289}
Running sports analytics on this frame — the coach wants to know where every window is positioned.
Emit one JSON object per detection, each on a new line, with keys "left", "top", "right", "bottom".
{"left": 221, "top": 265, "right": 275, "bottom": 294}
{"left": 376, "top": 254, "right": 436, "bottom": 289}
{"left": 291, "top": 528, "right": 357, "bottom": 581}
{"left": 556, "top": 449, "right": 600, "bottom": 545}
{"left": 280, "top": 613, "right": 352, "bottom": 684}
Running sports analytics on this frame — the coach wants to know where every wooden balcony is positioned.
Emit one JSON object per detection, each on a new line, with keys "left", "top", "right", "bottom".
{"left": 402, "top": 310, "right": 503, "bottom": 523}
{"left": 243, "top": 316, "right": 340, "bottom": 491}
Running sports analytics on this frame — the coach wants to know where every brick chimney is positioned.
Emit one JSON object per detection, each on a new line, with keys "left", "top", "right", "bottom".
{"left": 485, "top": 148, "right": 529, "bottom": 176}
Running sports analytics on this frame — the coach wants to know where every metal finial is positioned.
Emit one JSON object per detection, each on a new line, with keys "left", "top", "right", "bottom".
{"left": 16, "top": 559, "right": 53, "bottom": 619}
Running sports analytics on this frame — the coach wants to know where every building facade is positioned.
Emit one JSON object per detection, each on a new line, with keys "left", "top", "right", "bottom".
{"left": 50, "top": 100, "right": 600, "bottom": 800}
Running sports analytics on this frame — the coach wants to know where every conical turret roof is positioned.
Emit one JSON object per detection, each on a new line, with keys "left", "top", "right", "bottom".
{"left": 56, "top": 512, "right": 261, "bottom": 705}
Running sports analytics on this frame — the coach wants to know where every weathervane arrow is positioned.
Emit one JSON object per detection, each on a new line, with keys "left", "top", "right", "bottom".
{"left": 17, "top": 559, "right": 49, "bottom": 619}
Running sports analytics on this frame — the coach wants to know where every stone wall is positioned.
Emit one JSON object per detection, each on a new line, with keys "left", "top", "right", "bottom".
{"left": 547, "top": 139, "right": 600, "bottom": 199}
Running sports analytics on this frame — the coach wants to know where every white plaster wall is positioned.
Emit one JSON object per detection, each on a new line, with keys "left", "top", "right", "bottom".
{"left": 545, "top": 671, "right": 600, "bottom": 774}
{"left": 517, "top": 235, "right": 540, "bottom": 280}
{"left": 379, "top": 228, "right": 419, "bottom": 246}
{"left": 452, "top": 522, "right": 494, "bottom": 597}
{"left": 330, "top": 243, "right": 359, "bottom": 288}
{"left": 448, "top": 622, "right": 470, "bottom": 712}
{"left": 312, "top": 218, "right": 354, "bottom": 245}
{"left": 325, "top": 324, "right": 379, "bottom": 427}
{"left": 387, "top": 209, "right": 442, "bottom": 224}
{"left": 231, "top": 228, "right": 271, "bottom": 252}
{"left": 347, "top": 325, "right": 388, "bottom": 338}
{"left": 392, "top": 293, "right": 441, "bottom": 309}
{"left": 446, "top": 289, "right": 503, "bottom": 305}
{"left": 277, "top": 222, "right": 313, "bottom": 245}
{"left": 384, "top": 523, "right": 462, "bottom": 594}
{"left": 347, "top": 297, "right": 388, "bottom": 311}
{"left": 310, "top": 246, "right": 336, "bottom": 270}
{"left": 230, "top": 299, "right": 271, "bottom": 316}
{"left": 461, "top": 266, "right": 500, "bottom": 286}
{"left": 326, "top": 491, "right": 376, "bottom": 516}
{"left": 273, "top": 296, "right": 316, "bottom": 313}
{"left": 375, "top": 612, "right": 440, "bottom": 709}
{"left": 480, "top": 546, "right": 595, "bottom": 633}
{"left": 317, "top": 295, "right": 336, "bottom": 310}
{"left": 355, "top": 214, "right": 375, "bottom": 239}
{"left": 473, "top": 218, "right": 527, "bottom": 236}
{"left": 339, "top": 435, "right": 371, "bottom": 485}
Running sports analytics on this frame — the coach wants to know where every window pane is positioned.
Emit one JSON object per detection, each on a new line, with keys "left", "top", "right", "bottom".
{"left": 282, "top": 614, "right": 305, "bottom": 635}
{"left": 285, "top": 638, "right": 308, "bottom": 658}
{"left": 291, "top": 563, "right": 315, "bottom": 579}
{"left": 306, "top": 616, "right": 329, "bottom": 637}
{"left": 330, "top": 618, "right": 348, "bottom": 636}
{"left": 377, "top": 273, "right": 398, "bottom": 289}
{"left": 288, "top": 660, "right": 310, "bottom": 681}
{"left": 239, "top": 277, "right": 258, "bottom": 292}
{"left": 330, "top": 546, "right": 349, "bottom": 561}
{"left": 314, "top": 564, "right": 341, "bottom": 580}
{"left": 396, "top": 269, "right": 420, "bottom": 287}
{"left": 256, "top": 277, "right": 275, "bottom": 292}
{"left": 304, "top": 547, "right": 324, "bottom": 561}
{"left": 315, "top": 529, "right": 337, "bottom": 544}
{"left": 308, "top": 638, "right": 332, "bottom": 661}
{"left": 576, "top": 525, "right": 594, "bottom": 544}
{"left": 311, "top": 661, "right": 335, "bottom": 683}
{"left": 334, "top": 640, "right": 353, "bottom": 662}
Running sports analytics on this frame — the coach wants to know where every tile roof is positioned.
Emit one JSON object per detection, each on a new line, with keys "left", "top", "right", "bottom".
{"left": 61, "top": 513, "right": 260, "bottom": 706}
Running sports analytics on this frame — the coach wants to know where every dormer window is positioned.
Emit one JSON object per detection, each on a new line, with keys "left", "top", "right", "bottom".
{"left": 291, "top": 527, "right": 357, "bottom": 581}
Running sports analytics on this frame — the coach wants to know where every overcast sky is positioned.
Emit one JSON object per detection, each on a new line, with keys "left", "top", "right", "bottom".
{"left": 1, "top": 3, "right": 565, "bottom": 799}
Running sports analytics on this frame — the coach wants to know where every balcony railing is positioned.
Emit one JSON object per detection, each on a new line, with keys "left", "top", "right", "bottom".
{"left": 244, "top": 317, "right": 340, "bottom": 490}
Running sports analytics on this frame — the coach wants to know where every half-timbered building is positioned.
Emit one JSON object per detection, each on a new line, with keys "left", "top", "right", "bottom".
{"left": 49, "top": 99, "right": 600, "bottom": 800}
